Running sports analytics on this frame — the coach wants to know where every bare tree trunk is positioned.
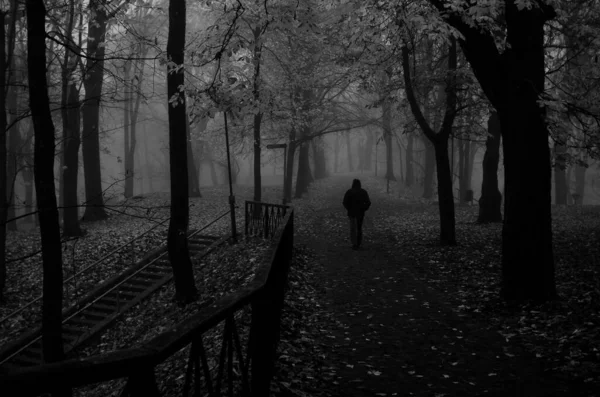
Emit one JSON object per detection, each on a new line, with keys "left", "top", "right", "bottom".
{"left": 123, "top": 60, "right": 133, "bottom": 198}
{"left": 81, "top": 0, "right": 108, "bottom": 222}
{"left": 284, "top": 135, "right": 296, "bottom": 203}
{"left": 185, "top": 112, "right": 201, "bottom": 197}
{"left": 363, "top": 129, "right": 374, "bottom": 172}
{"left": 499, "top": 6, "right": 556, "bottom": 303}
{"left": 63, "top": 83, "right": 83, "bottom": 237}
{"left": 345, "top": 132, "right": 353, "bottom": 172}
{"left": 60, "top": 0, "right": 80, "bottom": 236}
{"left": 573, "top": 157, "right": 586, "bottom": 205}
{"left": 333, "top": 133, "right": 340, "bottom": 173}
{"left": 251, "top": 25, "right": 264, "bottom": 202}
{"left": 253, "top": 112, "right": 262, "bottom": 202}
{"left": 295, "top": 140, "right": 312, "bottom": 198}
{"left": 166, "top": 0, "right": 197, "bottom": 304}
{"left": 422, "top": 139, "right": 435, "bottom": 199}
{"left": 27, "top": 0, "right": 66, "bottom": 367}
{"left": 478, "top": 112, "right": 502, "bottom": 223}
{"left": 553, "top": 143, "right": 568, "bottom": 205}
{"left": 405, "top": 133, "right": 414, "bottom": 187}
{"left": 143, "top": 123, "right": 154, "bottom": 193}
{"left": 382, "top": 99, "right": 396, "bottom": 181}
{"left": 313, "top": 138, "right": 327, "bottom": 179}
{"left": 402, "top": 38, "right": 457, "bottom": 245}
{"left": 434, "top": 137, "right": 456, "bottom": 244}
{"left": 0, "top": 10, "right": 7, "bottom": 302}
{"left": 22, "top": 124, "right": 35, "bottom": 225}
{"left": 396, "top": 136, "right": 404, "bottom": 183}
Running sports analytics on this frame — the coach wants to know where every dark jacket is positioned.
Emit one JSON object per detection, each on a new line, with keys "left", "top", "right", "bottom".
{"left": 343, "top": 188, "right": 371, "bottom": 218}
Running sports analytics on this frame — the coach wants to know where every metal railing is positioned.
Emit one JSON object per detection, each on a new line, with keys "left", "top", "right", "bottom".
{"left": 244, "top": 201, "right": 289, "bottom": 239}
{"left": 0, "top": 204, "right": 295, "bottom": 397}
{"left": 0, "top": 211, "right": 232, "bottom": 367}
{"left": 0, "top": 217, "right": 171, "bottom": 328}
{"left": 0, "top": 209, "right": 231, "bottom": 329}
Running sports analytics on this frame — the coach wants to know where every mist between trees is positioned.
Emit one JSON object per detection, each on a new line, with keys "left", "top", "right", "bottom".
{"left": 0, "top": 0, "right": 599, "bottom": 366}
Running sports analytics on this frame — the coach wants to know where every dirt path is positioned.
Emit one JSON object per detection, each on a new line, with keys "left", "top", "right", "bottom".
{"left": 294, "top": 175, "right": 584, "bottom": 397}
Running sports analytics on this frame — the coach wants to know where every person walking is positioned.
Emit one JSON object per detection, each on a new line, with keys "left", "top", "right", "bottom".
{"left": 343, "top": 178, "right": 371, "bottom": 250}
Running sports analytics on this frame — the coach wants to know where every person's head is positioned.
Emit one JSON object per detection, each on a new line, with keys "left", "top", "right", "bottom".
{"left": 352, "top": 179, "right": 361, "bottom": 189}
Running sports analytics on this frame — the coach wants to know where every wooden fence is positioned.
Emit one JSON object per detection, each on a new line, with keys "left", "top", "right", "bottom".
{"left": 0, "top": 205, "right": 294, "bottom": 397}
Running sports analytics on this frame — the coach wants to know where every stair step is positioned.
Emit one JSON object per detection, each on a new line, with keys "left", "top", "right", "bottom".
{"left": 144, "top": 262, "right": 171, "bottom": 274}
{"left": 63, "top": 325, "right": 84, "bottom": 335}
{"left": 19, "top": 348, "right": 42, "bottom": 360}
{"left": 127, "top": 277, "right": 154, "bottom": 287}
{"left": 137, "top": 271, "right": 164, "bottom": 280}
{"left": 0, "top": 362, "right": 21, "bottom": 373}
{"left": 89, "top": 302, "right": 117, "bottom": 314}
{"left": 79, "top": 310, "right": 106, "bottom": 321}
{"left": 10, "top": 356, "right": 41, "bottom": 367}
{"left": 68, "top": 317, "right": 96, "bottom": 328}
{"left": 106, "top": 290, "right": 137, "bottom": 301}
{"left": 189, "top": 239, "right": 217, "bottom": 245}
{"left": 95, "top": 298, "right": 120, "bottom": 309}
{"left": 119, "top": 283, "right": 147, "bottom": 293}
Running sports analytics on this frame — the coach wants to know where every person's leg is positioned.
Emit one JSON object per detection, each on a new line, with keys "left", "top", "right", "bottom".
{"left": 349, "top": 216, "right": 357, "bottom": 247}
{"left": 356, "top": 214, "right": 364, "bottom": 247}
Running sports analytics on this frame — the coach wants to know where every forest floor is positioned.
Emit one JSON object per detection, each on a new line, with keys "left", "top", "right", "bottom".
{"left": 271, "top": 173, "right": 600, "bottom": 397}
{"left": 1, "top": 174, "right": 599, "bottom": 397}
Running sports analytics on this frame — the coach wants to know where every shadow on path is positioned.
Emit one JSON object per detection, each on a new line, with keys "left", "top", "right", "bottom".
{"left": 294, "top": 175, "right": 585, "bottom": 397}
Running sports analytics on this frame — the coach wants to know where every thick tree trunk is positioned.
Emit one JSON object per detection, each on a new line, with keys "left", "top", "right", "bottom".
{"left": 63, "top": 83, "right": 83, "bottom": 237}
{"left": 166, "top": 0, "right": 197, "bottom": 304}
{"left": 434, "top": 0, "right": 557, "bottom": 303}
{"left": 405, "top": 133, "right": 414, "bottom": 187}
{"left": 422, "top": 139, "right": 435, "bottom": 199}
{"left": 553, "top": 143, "right": 568, "bottom": 205}
{"left": 333, "top": 133, "right": 340, "bottom": 173}
{"left": 499, "top": 6, "right": 556, "bottom": 302}
{"left": 345, "top": 133, "right": 353, "bottom": 172}
{"left": 27, "top": 0, "right": 66, "bottom": 366}
{"left": 81, "top": 0, "right": 108, "bottom": 222}
{"left": 478, "top": 112, "right": 502, "bottom": 223}
{"left": 434, "top": 138, "right": 456, "bottom": 245}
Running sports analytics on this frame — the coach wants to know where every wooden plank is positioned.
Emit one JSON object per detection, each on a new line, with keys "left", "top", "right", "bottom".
{"left": 88, "top": 303, "right": 116, "bottom": 314}
{"left": 119, "top": 284, "right": 148, "bottom": 293}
